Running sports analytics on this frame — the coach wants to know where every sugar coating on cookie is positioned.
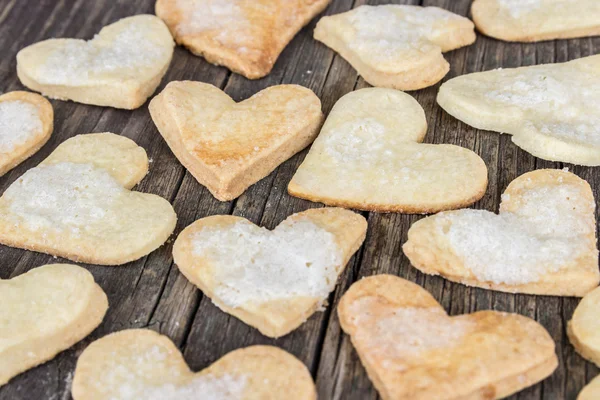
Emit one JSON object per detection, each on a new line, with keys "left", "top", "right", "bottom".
{"left": 496, "top": 0, "right": 543, "bottom": 18}
{"left": 173, "top": 0, "right": 248, "bottom": 37}
{"left": 0, "top": 101, "right": 42, "bottom": 153}
{"left": 438, "top": 56, "right": 600, "bottom": 165}
{"left": 314, "top": 5, "right": 475, "bottom": 90}
{"left": 4, "top": 163, "right": 124, "bottom": 234}
{"left": 192, "top": 218, "right": 343, "bottom": 308}
{"left": 347, "top": 297, "right": 473, "bottom": 370}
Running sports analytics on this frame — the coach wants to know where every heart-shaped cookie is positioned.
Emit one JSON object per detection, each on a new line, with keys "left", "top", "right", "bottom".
{"left": 17, "top": 15, "right": 174, "bottom": 109}
{"left": 150, "top": 81, "right": 323, "bottom": 201}
{"left": 0, "top": 133, "right": 177, "bottom": 265}
{"left": 472, "top": 0, "right": 600, "bottom": 42}
{"left": 0, "top": 91, "right": 53, "bottom": 176}
{"left": 568, "top": 286, "right": 600, "bottom": 367}
{"left": 579, "top": 376, "right": 600, "bottom": 400}
{"left": 404, "top": 169, "right": 599, "bottom": 296}
{"left": 314, "top": 5, "right": 476, "bottom": 90}
{"left": 155, "top": 0, "right": 330, "bottom": 79}
{"left": 72, "top": 329, "right": 316, "bottom": 399}
{"left": 0, "top": 264, "right": 107, "bottom": 386}
{"left": 173, "top": 208, "right": 366, "bottom": 337}
{"left": 288, "top": 88, "right": 487, "bottom": 213}
{"left": 338, "top": 274, "right": 558, "bottom": 400}
{"left": 438, "top": 55, "right": 600, "bottom": 165}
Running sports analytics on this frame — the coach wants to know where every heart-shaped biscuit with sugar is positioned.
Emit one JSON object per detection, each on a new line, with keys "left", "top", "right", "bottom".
{"left": 0, "top": 133, "right": 177, "bottom": 265}
{"left": 1, "top": 264, "right": 107, "bottom": 386}
{"left": 404, "top": 169, "right": 599, "bottom": 296}
{"left": 17, "top": 15, "right": 174, "bottom": 109}
{"left": 568, "top": 286, "right": 600, "bottom": 368}
{"left": 72, "top": 329, "right": 316, "bottom": 399}
{"left": 338, "top": 274, "right": 558, "bottom": 400}
{"left": 314, "top": 5, "right": 476, "bottom": 90}
{"left": 438, "top": 55, "right": 600, "bottom": 165}
{"left": 471, "top": 0, "right": 600, "bottom": 42}
{"left": 155, "top": 0, "right": 330, "bottom": 79}
{"left": 288, "top": 88, "right": 487, "bottom": 213}
{"left": 173, "top": 208, "right": 367, "bottom": 337}
{"left": 0, "top": 91, "right": 53, "bottom": 176}
{"left": 150, "top": 81, "right": 323, "bottom": 201}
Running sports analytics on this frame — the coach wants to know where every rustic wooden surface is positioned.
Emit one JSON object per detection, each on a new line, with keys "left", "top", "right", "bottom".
{"left": 0, "top": 0, "right": 598, "bottom": 399}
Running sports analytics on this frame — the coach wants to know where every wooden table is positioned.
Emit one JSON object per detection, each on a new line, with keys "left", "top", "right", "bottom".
{"left": 0, "top": 0, "right": 598, "bottom": 399}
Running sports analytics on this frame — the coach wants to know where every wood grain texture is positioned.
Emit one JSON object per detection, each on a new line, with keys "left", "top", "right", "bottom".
{"left": 0, "top": 0, "right": 598, "bottom": 399}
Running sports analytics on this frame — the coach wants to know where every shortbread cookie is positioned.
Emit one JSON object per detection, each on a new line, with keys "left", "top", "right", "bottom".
{"left": 0, "top": 133, "right": 177, "bottom": 265}
{"left": 472, "top": 0, "right": 600, "bottom": 42}
{"left": 288, "top": 88, "right": 487, "bottom": 213}
{"left": 173, "top": 208, "right": 366, "bottom": 337}
{"left": 339, "top": 275, "right": 558, "bottom": 400}
{"left": 17, "top": 15, "right": 174, "bottom": 109}
{"left": 438, "top": 55, "right": 600, "bottom": 165}
{"left": 0, "top": 264, "right": 108, "bottom": 386}
{"left": 578, "top": 376, "right": 600, "bottom": 400}
{"left": 404, "top": 169, "right": 599, "bottom": 296}
{"left": 314, "top": 5, "right": 476, "bottom": 90}
{"left": 155, "top": 0, "right": 330, "bottom": 79}
{"left": 568, "top": 286, "right": 600, "bottom": 367}
{"left": 72, "top": 329, "right": 316, "bottom": 399}
{"left": 150, "top": 81, "right": 323, "bottom": 201}
{"left": 0, "top": 91, "right": 53, "bottom": 176}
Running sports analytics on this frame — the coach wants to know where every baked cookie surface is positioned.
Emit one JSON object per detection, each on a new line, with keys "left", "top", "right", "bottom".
{"left": 17, "top": 15, "right": 174, "bottom": 109}
{"left": 155, "top": 0, "right": 330, "bottom": 79}
{"left": 578, "top": 375, "right": 600, "bottom": 400}
{"left": 472, "top": 0, "right": 600, "bottom": 42}
{"left": 568, "top": 286, "right": 600, "bottom": 368}
{"left": 314, "top": 5, "right": 476, "bottom": 90}
{"left": 404, "top": 169, "right": 599, "bottom": 296}
{"left": 0, "top": 264, "right": 107, "bottom": 386}
{"left": 288, "top": 88, "right": 487, "bottom": 213}
{"left": 437, "top": 55, "right": 600, "bottom": 165}
{"left": 338, "top": 275, "right": 558, "bottom": 400}
{"left": 0, "top": 133, "right": 177, "bottom": 265}
{"left": 72, "top": 329, "right": 316, "bottom": 399}
{"left": 150, "top": 81, "right": 323, "bottom": 201}
{"left": 0, "top": 91, "right": 53, "bottom": 176}
{"left": 173, "top": 208, "right": 366, "bottom": 337}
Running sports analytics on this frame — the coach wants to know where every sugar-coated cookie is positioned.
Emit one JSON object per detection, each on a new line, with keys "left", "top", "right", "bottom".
{"left": 0, "top": 264, "right": 107, "bottom": 386}
{"left": 339, "top": 275, "right": 558, "bottom": 400}
{"left": 0, "top": 91, "right": 53, "bottom": 176}
{"left": 173, "top": 208, "right": 366, "bottom": 337}
{"left": 150, "top": 81, "right": 323, "bottom": 201}
{"left": 578, "top": 376, "right": 600, "bottom": 400}
{"left": 0, "top": 133, "right": 177, "bottom": 265}
{"left": 17, "top": 15, "right": 174, "bottom": 109}
{"left": 437, "top": 55, "right": 600, "bottom": 166}
{"left": 404, "top": 169, "right": 599, "bottom": 296}
{"left": 472, "top": 0, "right": 600, "bottom": 42}
{"left": 568, "top": 286, "right": 600, "bottom": 367}
{"left": 288, "top": 88, "right": 487, "bottom": 213}
{"left": 72, "top": 329, "right": 316, "bottom": 399}
{"left": 155, "top": 0, "right": 330, "bottom": 79}
{"left": 314, "top": 5, "right": 476, "bottom": 90}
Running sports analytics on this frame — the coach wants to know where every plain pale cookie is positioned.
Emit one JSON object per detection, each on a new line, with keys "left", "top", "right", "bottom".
{"left": 472, "top": 0, "right": 600, "bottom": 42}
{"left": 72, "top": 329, "right": 316, "bottom": 399}
{"left": 338, "top": 275, "right": 558, "bottom": 400}
{"left": 437, "top": 55, "right": 600, "bottom": 166}
{"left": 0, "top": 264, "right": 107, "bottom": 386}
{"left": 0, "top": 133, "right": 177, "bottom": 265}
{"left": 17, "top": 15, "right": 174, "bottom": 109}
{"left": 314, "top": 5, "right": 476, "bottom": 90}
{"left": 150, "top": 81, "right": 323, "bottom": 201}
{"left": 404, "top": 169, "right": 599, "bottom": 296}
{"left": 568, "top": 286, "right": 600, "bottom": 367}
{"left": 155, "top": 0, "right": 330, "bottom": 79}
{"left": 173, "top": 208, "right": 366, "bottom": 338}
{"left": 288, "top": 88, "right": 487, "bottom": 213}
{"left": 578, "top": 376, "right": 600, "bottom": 400}
{"left": 0, "top": 91, "right": 53, "bottom": 176}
